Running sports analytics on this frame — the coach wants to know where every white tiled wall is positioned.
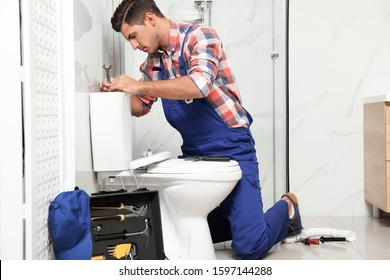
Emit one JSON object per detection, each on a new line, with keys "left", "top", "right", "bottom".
{"left": 289, "top": 0, "right": 390, "bottom": 216}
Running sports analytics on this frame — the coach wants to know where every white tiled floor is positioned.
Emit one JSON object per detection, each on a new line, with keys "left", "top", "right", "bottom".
{"left": 215, "top": 216, "right": 390, "bottom": 260}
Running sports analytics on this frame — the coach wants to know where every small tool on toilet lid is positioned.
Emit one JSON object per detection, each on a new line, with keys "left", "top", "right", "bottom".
{"left": 185, "top": 155, "right": 230, "bottom": 162}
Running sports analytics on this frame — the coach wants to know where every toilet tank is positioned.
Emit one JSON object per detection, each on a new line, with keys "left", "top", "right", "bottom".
{"left": 89, "top": 92, "right": 132, "bottom": 171}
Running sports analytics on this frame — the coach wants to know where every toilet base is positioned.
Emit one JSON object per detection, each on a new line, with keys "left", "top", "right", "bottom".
{"left": 159, "top": 204, "right": 217, "bottom": 260}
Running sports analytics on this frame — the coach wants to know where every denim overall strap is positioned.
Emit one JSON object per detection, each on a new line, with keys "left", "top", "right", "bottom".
{"left": 179, "top": 26, "right": 193, "bottom": 76}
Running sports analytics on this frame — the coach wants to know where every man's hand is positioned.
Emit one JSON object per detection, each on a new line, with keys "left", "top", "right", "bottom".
{"left": 100, "top": 79, "right": 112, "bottom": 92}
{"left": 101, "top": 74, "right": 202, "bottom": 100}
{"left": 108, "top": 75, "right": 139, "bottom": 93}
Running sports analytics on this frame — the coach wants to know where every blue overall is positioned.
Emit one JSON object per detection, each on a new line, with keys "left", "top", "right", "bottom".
{"left": 153, "top": 26, "right": 290, "bottom": 259}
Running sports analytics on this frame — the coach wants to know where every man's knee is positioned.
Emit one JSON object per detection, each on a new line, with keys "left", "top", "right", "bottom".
{"left": 232, "top": 233, "right": 271, "bottom": 260}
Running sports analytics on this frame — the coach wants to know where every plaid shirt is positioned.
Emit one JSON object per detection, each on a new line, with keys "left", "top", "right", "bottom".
{"left": 137, "top": 20, "right": 249, "bottom": 128}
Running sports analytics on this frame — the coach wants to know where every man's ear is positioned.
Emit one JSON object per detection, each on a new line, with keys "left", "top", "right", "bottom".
{"left": 144, "top": 12, "right": 156, "bottom": 26}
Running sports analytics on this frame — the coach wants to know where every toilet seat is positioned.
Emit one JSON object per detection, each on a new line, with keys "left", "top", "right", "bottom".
{"left": 128, "top": 151, "right": 241, "bottom": 174}
{"left": 147, "top": 158, "right": 240, "bottom": 174}
{"left": 129, "top": 151, "right": 172, "bottom": 170}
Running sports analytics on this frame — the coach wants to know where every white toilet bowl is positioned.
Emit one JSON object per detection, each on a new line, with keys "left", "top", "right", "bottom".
{"left": 96, "top": 153, "right": 241, "bottom": 259}
{"left": 89, "top": 92, "right": 242, "bottom": 259}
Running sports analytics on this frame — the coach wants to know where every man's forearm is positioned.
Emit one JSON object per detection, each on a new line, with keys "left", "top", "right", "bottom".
{"left": 137, "top": 76, "right": 203, "bottom": 100}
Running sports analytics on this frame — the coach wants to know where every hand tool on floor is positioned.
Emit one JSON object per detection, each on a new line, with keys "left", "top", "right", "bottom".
{"left": 94, "top": 219, "right": 151, "bottom": 248}
{"left": 319, "top": 236, "right": 346, "bottom": 243}
{"left": 103, "top": 64, "right": 112, "bottom": 83}
{"left": 91, "top": 212, "right": 139, "bottom": 222}
{"left": 300, "top": 238, "right": 320, "bottom": 246}
{"left": 91, "top": 203, "right": 148, "bottom": 217}
{"left": 301, "top": 227, "right": 356, "bottom": 241}
{"left": 299, "top": 236, "right": 346, "bottom": 245}
{"left": 107, "top": 243, "right": 137, "bottom": 259}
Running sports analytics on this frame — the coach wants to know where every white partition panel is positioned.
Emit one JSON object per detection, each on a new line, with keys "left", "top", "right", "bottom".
{"left": 0, "top": 0, "right": 24, "bottom": 260}
{"left": 21, "top": 0, "right": 74, "bottom": 260}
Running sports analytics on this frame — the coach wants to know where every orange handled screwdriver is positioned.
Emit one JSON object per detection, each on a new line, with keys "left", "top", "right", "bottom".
{"left": 300, "top": 238, "right": 320, "bottom": 245}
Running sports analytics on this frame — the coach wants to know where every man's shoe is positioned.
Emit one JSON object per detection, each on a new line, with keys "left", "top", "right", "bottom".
{"left": 281, "top": 193, "right": 303, "bottom": 244}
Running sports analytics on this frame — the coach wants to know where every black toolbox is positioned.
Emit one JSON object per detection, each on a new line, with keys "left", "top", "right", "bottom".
{"left": 90, "top": 189, "right": 165, "bottom": 260}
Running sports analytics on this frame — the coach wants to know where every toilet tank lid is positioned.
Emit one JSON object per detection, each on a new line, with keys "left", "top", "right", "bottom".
{"left": 129, "top": 151, "right": 172, "bottom": 170}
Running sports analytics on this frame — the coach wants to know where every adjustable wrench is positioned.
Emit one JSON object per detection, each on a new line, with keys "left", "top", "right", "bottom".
{"left": 91, "top": 203, "right": 148, "bottom": 216}
{"left": 103, "top": 64, "right": 112, "bottom": 83}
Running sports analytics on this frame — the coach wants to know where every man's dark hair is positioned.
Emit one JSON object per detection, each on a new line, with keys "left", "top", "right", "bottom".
{"left": 111, "top": 0, "right": 165, "bottom": 32}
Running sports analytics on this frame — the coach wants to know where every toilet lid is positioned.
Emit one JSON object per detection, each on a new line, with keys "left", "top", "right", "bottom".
{"left": 147, "top": 158, "right": 240, "bottom": 174}
{"left": 129, "top": 151, "right": 172, "bottom": 170}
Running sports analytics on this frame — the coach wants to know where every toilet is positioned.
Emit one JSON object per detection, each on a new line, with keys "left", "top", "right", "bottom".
{"left": 89, "top": 92, "right": 242, "bottom": 260}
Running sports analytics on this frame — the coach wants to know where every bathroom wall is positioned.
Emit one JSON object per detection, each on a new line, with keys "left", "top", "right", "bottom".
{"left": 289, "top": 0, "right": 390, "bottom": 216}
{"left": 74, "top": 0, "right": 122, "bottom": 194}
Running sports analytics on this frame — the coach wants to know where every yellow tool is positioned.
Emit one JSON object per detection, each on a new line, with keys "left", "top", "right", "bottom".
{"left": 91, "top": 255, "right": 105, "bottom": 260}
{"left": 107, "top": 243, "right": 133, "bottom": 259}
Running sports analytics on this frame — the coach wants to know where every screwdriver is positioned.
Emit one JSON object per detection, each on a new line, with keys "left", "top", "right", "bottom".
{"left": 300, "top": 238, "right": 320, "bottom": 245}
{"left": 300, "top": 236, "right": 346, "bottom": 245}
{"left": 319, "top": 236, "right": 346, "bottom": 243}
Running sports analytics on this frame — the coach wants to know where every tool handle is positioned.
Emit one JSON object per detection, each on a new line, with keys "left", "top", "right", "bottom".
{"left": 94, "top": 232, "right": 127, "bottom": 242}
{"left": 307, "top": 239, "right": 320, "bottom": 245}
{"left": 91, "top": 255, "right": 105, "bottom": 260}
{"left": 91, "top": 203, "right": 124, "bottom": 210}
{"left": 301, "top": 238, "right": 320, "bottom": 245}
{"left": 91, "top": 214, "right": 123, "bottom": 222}
{"left": 319, "top": 236, "right": 346, "bottom": 243}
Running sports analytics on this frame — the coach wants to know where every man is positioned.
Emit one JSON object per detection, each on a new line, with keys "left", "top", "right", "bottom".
{"left": 101, "top": 0, "right": 303, "bottom": 259}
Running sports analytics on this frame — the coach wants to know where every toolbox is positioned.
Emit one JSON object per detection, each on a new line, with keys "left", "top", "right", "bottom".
{"left": 90, "top": 189, "right": 165, "bottom": 260}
